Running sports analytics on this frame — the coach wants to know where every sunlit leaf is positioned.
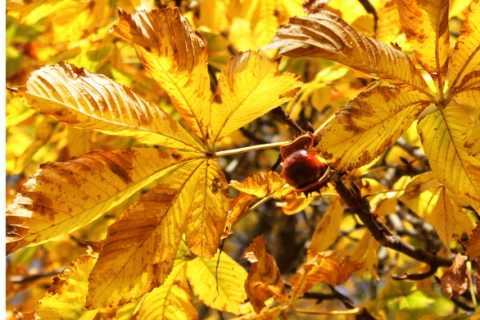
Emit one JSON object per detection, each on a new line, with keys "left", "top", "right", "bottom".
{"left": 113, "top": 8, "right": 212, "bottom": 141}
{"left": 211, "top": 51, "right": 301, "bottom": 143}
{"left": 449, "top": 0, "right": 480, "bottom": 89}
{"left": 242, "top": 235, "right": 287, "bottom": 314}
{"left": 86, "top": 158, "right": 228, "bottom": 309}
{"left": 316, "top": 87, "right": 430, "bottom": 171}
{"left": 265, "top": 11, "right": 432, "bottom": 94}
{"left": 230, "top": 171, "right": 287, "bottom": 198}
{"left": 308, "top": 196, "right": 343, "bottom": 255}
{"left": 395, "top": 0, "right": 450, "bottom": 78}
{"left": 18, "top": 62, "right": 201, "bottom": 151}
{"left": 417, "top": 106, "right": 480, "bottom": 202}
{"left": 8, "top": 0, "right": 71, "bottom": 24}
{"left": 7, "top": 148, "right": 196, "bottom": 255}
{"left": 36, "top": 253, "right": 98, "bottom": 320}
{"left": 454, "top": 70, "right": 480, "bottom": 109}
{"left": 428, "top": 188, "right": 456, "bottom": 248}
{"left": 187, "top": 250, "right": 248, "bottom": 315}
{"left": 351, "top": 230, "right": 380, "bottom": 280}
{"left": 129, "top": 261, "right": 198, "bottom": 320}
{"left": 290, "top": 250, "right": 363, "bottom": 301}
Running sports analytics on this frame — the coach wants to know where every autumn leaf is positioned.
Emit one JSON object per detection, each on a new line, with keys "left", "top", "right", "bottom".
{"left": 16, "top": 62, "right": 201, "bottom": 151}
{"left": 441, "top": 254, "right": 469, "bottom": 298}
{"left": 187, "top": 250, "right": 248, "bottom": 314}
{"left": 351, "top": 230, "right": 380, "bottom": 280}
{"left": 289, "top": 250, "right": 363, "bottom": 301}
{"left": 113, "top": 8, "right": 212, "bottom": 141}
{"left": 265, "top": 10, "right": 431, "bottom": 94}
{"left": 308, "top": 196, "right": 343, "bottom": 255}
{"left": 417, "top": 106, "right": 480, "bottom": 202}
{"left": 449, "top": 0, "right": 480, "bottom": 90}
{"left": 316, "top": 86, "right": 430, "bottom": 171}
{"left": 395, "top": 0, "right": 450, "bottom": 78}
{"left": 465, "top": 223, "right": 480, "bottom": 261}
{"left": 230, "top": 171, "right": 288, "bottom": 198}
{"left": 86, "top": 159, "right": 228, "bottom": 309}
{"left": 243, "top": 235, "right": 287, "bottom": 314}
{"left": 36, "top": 253, "right": 98, "bottom": 320}
{"left": 125, "top": 261, "right": 197, "bottom": 320}
{"left": 7, "top": 148, "right": 196, "bottom": 255}
{"left": 210, "top": 51, "right": 301, "bottom": 143}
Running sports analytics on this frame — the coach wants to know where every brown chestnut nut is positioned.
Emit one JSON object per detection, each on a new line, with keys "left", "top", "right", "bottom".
{"left": 281, "top": 150, "right": 328, "bottom": 188}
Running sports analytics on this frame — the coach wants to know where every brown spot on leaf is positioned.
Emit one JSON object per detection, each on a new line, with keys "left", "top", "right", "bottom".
{"left": 172, "top": 152, "right": 182, "bottom": 160}
{"left": 103, "top": 157, "right": 132, "bottom": 184}
{"left": 109, "top": 228, "right": 117, "bottom": 237}
{"left": 279, "top": 87, "right": 300, "bottom": 99}
{"left": 213, "top": 94, "right": 222, "bottom": 103}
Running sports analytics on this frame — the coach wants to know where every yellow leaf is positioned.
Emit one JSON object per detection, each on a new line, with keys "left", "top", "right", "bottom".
{"left": 465, "top": 223, "right": 480, "bottom": 260}
{"left": 187, "top": 250, "right": 248, "bottom": 315}
{"left": 454, "top": 70, "right": 480, "bottom": 109}
{"left": 427, "top": 188, "right": 456, "bottom": 248}
{"left": 130, "top": 261, "right": 198, "bottom": 320}
{"left": 211, "top": 51, "right": 301, "bottom": 143}
{"left": 309, "top": 196, "right": 344, "bottom": 255}
{"left": 417, "top": 105, "right": 480, "bottom": 202}
{"left": 403, "top": 172, "right": 441, "bottom": 199}
{"left": 449, "top": 0, "right": 480, "bottom": 89}
{"left": 265, "top": 11, "right": 432, "bottom": 94}
{"left": 196, "top": 0, "right": 229, "bottom": 34}
{"left": 36, "top": 253, "right": 98, "bottom": 320}
{"left": 67, "top": 128, "right": 91, "bottom": 158}
{"left": 113, "top": 8, "right": 212, "bottom": 141}
{"left": 230, "top": 171, "right": 287, "bottom": 198}
{"left": 376, "top": 1, "right": 403, "bottom": 46}
{"left": 6, "top": 148, "right": 196, "bottom": 255}
{"left": 395, "top": 0, "right": 450, "bottom": 78}
{"left": 224, "top": 192, "right": 257, "bottom": 236}
{"left": 290, "top": 250, "right": 363, "bottom": 302}
{"left": 86, "top": 158, "right": 227, "bottom": 309}
{"left": 351, "top": 230, "right": 380, "bottom": 280}
{"left": 242, "top": 235, "right": 287, "bottom": 314}
{"left": 316, "top": 87, "right": 430, "bottom": 171}
{"left": 8, "top": 0, "right": 71, "bottom": 24}
{"left": 184, "top": 160, "right": 229, "bottom": 258}
{"left": 19, "top": 62, "right": 200, "bottom": 151}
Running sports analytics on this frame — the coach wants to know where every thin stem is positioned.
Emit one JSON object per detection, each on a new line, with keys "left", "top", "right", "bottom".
{"left": 248, "top": 196, "right": 273, "bottom": 212}
{"left": 215, "top": 141, "right": 290, "bottom": 157}
{"left": 467, "top": 261, "right": 477, "bottom": 306}
{"left": 314, "top": 114, "right": 336, "bottom": 135}
{"left": 292, "top": 306, "right": 362, "bottom": 315}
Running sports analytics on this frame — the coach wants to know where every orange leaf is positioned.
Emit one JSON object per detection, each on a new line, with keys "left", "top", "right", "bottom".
{"left": 242, "top": 235, "right": 287, "bottom": 314}
{"left": 440, "top": 254, "right": 469, "bottom": 298}
{"left": 290, "top": 251, "right": 363, "bottom": 302}
{"left": 465, "top": 223, "right": 480, "bottom": 261}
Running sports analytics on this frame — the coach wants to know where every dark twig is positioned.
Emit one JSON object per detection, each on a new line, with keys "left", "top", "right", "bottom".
{"left": 391, "top": 265, "right": 439, "bottom": 281}
{"left": 331, "top": 172, "right": 452, "bottom": 269}
{"left": 269, "top": 107, "right": 305, "bottom": 135}
{"left": 10, "top": 268, "right": 64, "bottom": 283}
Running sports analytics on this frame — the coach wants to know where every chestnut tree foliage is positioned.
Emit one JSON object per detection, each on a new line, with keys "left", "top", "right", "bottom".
{"left": 5, "top": 0, "right": 480, "bottom": 319}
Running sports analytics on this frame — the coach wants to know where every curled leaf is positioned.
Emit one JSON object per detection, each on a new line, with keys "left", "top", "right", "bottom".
{"left": 242, "top": 235, "right": 287, "bottom": 314}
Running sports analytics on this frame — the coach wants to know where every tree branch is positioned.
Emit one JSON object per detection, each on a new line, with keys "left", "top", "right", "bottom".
{"left": 269, "top": 107, "right": 305, "bottom": 135}
{"left": 331, "top": 173, "right": 452, "bottom": 270}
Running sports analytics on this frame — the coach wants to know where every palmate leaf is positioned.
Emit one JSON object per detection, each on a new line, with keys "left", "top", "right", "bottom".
{"left": 265, "top": 10, "right": 432, "bottom": 95}
{"left": 417, "top": 106, "right": 480, "bottom": 202}
{"left": 395, "top": 0, "right": 450, "bottom": 78}
{"left": 211, "top": 51, "right": 301, "bottom": 143}
{"left": 454, "top": 70, "right": 480, "bottom": 109}
{"left": 316, "top": 87, "right": 430, "bottom": 171}
{"left": 6, "top": 148, "right": 196, "bottom": 255}
{"left": 87, "top": 159, "right": 228, "bottom": 309}
{"left": 17, "top": 62, "right": 201, "bottom": 151}
{"left": 113, "top": 8, "right": 212, "bottom": 142}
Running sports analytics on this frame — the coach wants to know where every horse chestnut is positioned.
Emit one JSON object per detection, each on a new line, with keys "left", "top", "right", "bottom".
{"left": 281, "top": 150, "right": 328, "bottom": 188}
